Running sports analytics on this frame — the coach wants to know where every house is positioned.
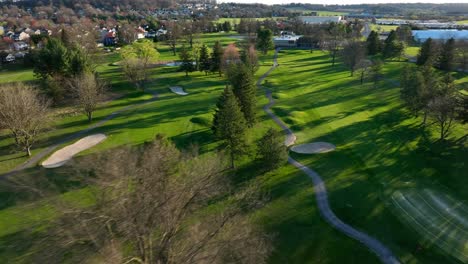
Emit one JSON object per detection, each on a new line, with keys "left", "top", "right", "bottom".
{"left": 137, "top": 27, "right": 146, "bottom": 39}
{"left": 299, "top": 16, "right": 342, "bottom": 24}
{"left": 12, "top": 42, "right": 29, "bottom": 51}
{"left": 19, "top": 32, "right": 30, "bottom": 41}
{"left": 5, "top": 54, "right": 15, "bottom": 62}
{"left": 274, "top": 33, "right": 302, "bottom": 48}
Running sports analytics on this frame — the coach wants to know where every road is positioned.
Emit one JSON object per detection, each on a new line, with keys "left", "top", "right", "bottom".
{"left": 257, "top": 49, "right": 400, "bottom": 264}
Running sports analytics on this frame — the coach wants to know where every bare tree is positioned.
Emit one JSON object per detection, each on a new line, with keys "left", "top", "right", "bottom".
{"left": 68, "top": 73, "right": 106, "bottom": 122}
{"left": 356, "top": 59, "right": 372, "bottom": 85}
{"left": 342, "top": 40, "right": 366, "bottom": 76}
{"left": 167, "top": 21, "right": 182, "bottom": 56}
{"left": 427, "top": 95, "right": 457, "bottom": 140}
{"left": 0, "top": 84, "right": 50, "bottom": 156}
{"left": 32, "top": 137, "right": 271, "bottom": 263}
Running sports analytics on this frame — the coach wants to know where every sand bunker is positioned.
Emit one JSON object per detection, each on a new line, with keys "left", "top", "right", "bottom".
{"left": 42, "top": 134, "right": 107, "bottom": 168}
{"left": 290, "top": 142, "right": 336, "bottom": 154}
{"left": 170, "top": 86, "right": 189, "bottom": 95}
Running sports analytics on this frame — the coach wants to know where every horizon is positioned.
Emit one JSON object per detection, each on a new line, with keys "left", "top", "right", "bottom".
{"left": 217, "top": 0, "right": 468, "bottom": 5}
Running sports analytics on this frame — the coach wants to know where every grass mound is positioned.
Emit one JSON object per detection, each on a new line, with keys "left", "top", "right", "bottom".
{"left": 190, "top": 116, "right": 211, "bottom": 128}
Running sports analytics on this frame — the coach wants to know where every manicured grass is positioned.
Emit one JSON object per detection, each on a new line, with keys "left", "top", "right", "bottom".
{"left": 215, "top": 17, "right": 286, "bottom": 24}
{"left": 405, "top": 46, "right": 420, "bottom": 57}
{"left": 456, "top": 20, "right": 468, "bottom": 25}
{"left": 262, "top": 49, "right": 467, "bottom": 263}
{"left": 370, "top": 24, "right": 399, "bottom": 32}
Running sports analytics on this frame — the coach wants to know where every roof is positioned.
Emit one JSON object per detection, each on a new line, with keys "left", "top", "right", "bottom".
{"left": 274, "top": 35, "right": 302, "bottom": 41}
{"left": 299, "top": 16, "right": 342, "bottom": 24}
{"left": 412, "top": 30, "right": 468, "bottom": 40}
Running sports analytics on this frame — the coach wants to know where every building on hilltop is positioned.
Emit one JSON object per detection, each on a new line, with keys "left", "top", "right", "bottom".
{"left": 412, "top": 30, "right": 468, "bottom": 42}
{"left": 299, "top": 16, "right": 342, "bottom": 24}
{"left": 273, "top": 32, "right": 302, "bottom": 48}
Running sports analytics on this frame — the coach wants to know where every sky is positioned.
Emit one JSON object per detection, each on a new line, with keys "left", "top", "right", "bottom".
{"left": 217, "top": 0, "right": 467, "bottom": 4}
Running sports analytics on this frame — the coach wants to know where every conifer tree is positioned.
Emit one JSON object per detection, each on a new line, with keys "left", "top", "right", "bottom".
{"left": 212, "top": 85, "right": 247, "bottom": 168}
{"left": 199, "top": 44, "right": 211, "bottom": 75}
{"left": 366, "top": 30, "right": 381, "bottom": 55}
{"left": 439, "top": 38, "right": 456, "bottom": 71}
{"left": 417, "top": 38, "right": 438, "bottom": 66}
{"left": 256, "top": 28, "right": 274, "bottom": 55}
{"left": 257, "top": 128, "right": 288, "bottom": 171}
{"left": 228, "top": 64, "right": 257, "bottom": 126}
{"left": 383, "top": 30, "right": 405, "bottom": 60}
{"left": 179, "top": 44, "right": 194, "bottom": 77}
{"left": 211, "top": 41, "right": 224, "bottom": 76}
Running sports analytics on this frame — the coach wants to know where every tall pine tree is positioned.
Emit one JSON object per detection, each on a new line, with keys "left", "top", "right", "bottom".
{"left": 179, "top": 44, "right": 194, "bottom": 77}
{"left": 212, "top": 85, "right": 247, "bottom": 168}
{"left": 383, "top": 30, "right": 405, "bottom": 60}
{"left": 228, "top": 64, "right": 257, "bottom": 126}
{"left": 366, "top": 30, "right": 381, "bottom": 55}
{"left": 439, "top": 38, "right": 455, "bottom": 71}
{"left": 211, "top": 41, "right": 224, "bottom": 76}
{"left": 199, "top": 44, "right": 211, "bottom": 75}
{"left": 417, "top": 38, "right": 438, "bottom": 66}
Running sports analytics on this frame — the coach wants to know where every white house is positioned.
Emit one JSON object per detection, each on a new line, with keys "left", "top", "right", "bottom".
{"left": 274, "top": 34, "right": 302, "bottom": 48}
{"left": 299, "top": 16, "right": 342, "bottom": 24}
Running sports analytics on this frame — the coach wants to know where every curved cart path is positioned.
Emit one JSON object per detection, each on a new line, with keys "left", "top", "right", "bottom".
{"left": 0, "top": 92, "right": 158, "bottom": 180}
{"left": 258, "top": 49, "right": 400, "bottom": 264}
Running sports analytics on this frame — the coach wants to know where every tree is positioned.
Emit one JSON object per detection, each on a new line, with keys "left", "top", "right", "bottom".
{"left": 191, "top": 41, "right": 202, "bottom": 71}
{"left": 356, "top": 59, "right": 372, "bottom": 85}
{"left": 456, "top": 40, "right": 468, "bottom": 71}
{"left": 212, "top": 86, "right": 247, "bottom": 168}
{"left": 68, "top": 73, "right": 105, "bottom": 122}
{"left": 117, "top": 22, "right": 137, "bottom": 45}
{"left": 417, "top": 38, "right": 438, "bottom": 66}
{"left": 167, "top": 21, "right": 182, "bottom": 56}
{"left": 228, "top": 64, "right": 257, "bottom": 126}
{"left": 456, "top": 94, "right": 468, "bottom": 124}
{"left": 199, "top": 43, "right": 211, "bottom": 75}
{"left": 222, "top": 43, "right": 241, "bottom": 74}
{"left": 324, "top": 23, "right": 345, "bottom": 66}
{"left": 257, "top": 128, "right": 288, "bottom": 171}
{"left": 211, "top": 41, "right": 224, "bottom": 76}
{"left": 241, "top": 45, "right": 259, "bottom": 74}
{"left": 121, "top": 40, "right": 159, "bottom": 90}
{"left": 383, "top": 30, "right": 405, "bottom": 60}
{"left": 427, "top": 95, "right": 457, "bottom": 140}
{"left": 223, "top": 21, "right": 232, "bottom": 32}
{"left": 366, "top": 30, "right": 381, "bottom": 55}
{"left": 369, "top": 59, "right": 383, "bottom": 88}
{"left": 256, "top": 28, "right": 274, "bottom": 55}
{"left": 33, "top": 137, "right": 271, "bottom": 263}
{"left": 395, "top": 25, "right": 413, "bottom": 44}
{"left": 179, "top": 45, "right": 194, "bottom": 77}
{"left": 439, "top": 38, "right": 456, "bottom": 71}
{"left": 342, "top": 40, "right": 366, "bottom": 76}
{"left": 400, "top": 66, "right": 426, "bottom": 117}
{"left": 0, "top": 84, "right": 50, "bottom": 156}
{"left": 33, "top": 38, "right": 70, "bottom": 80}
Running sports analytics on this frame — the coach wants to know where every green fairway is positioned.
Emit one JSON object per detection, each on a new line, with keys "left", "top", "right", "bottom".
{"left": 370, "top": 24, "right": 399, "bottom": 32}
{"left": 1, "top": 36, "right": 467, "bottom": 263}
{"left": 262, "top": 49, "right": 467, "bottom": 263}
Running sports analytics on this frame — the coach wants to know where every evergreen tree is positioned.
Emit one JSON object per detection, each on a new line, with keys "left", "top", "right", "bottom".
{"left": 366, "top": 30, "right": 381, "bottom": 55}
{"left": 210, "top": 41, "right": 224, "bottom": 76}
{"left": 439, "top": 38, "right": 456, "bottom": 71}
{"left": 212, "top": 85, "right": 247, "bottom": 168}
{"left": 417, "top": 38, "right": 438, "bottom": 66}
{"left": 179, "top": 44, "right": 194, "bottom": 77}
{"left": 395, "top": 25, "right": 413, "bottom": 44}
{"left": 383, "top": 30, "right": 405, "bottom": 60}
{"left": 229, "top": 64, "right": 257, "bottom": 126}
{"left": 68, "top": 45, "right": 93, "bottom": 76}
{"left": 400, "top": 66, "right": 425, "bottom": 116}
{"left": 257, "top": 128, "right": 288, "bottom": 171}
{"left": 256, "top": 28, "right": 274, "bottom": 55}
{"left": 199, "top": 44, "right": 211, "bottom": 75}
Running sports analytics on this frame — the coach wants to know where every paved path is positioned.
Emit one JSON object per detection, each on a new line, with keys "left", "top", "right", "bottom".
{"left": 258, "top": 49, "right": 400, "bottom": 264}
{"left": 0, "top": 92, "right": 158, "bottom": 180}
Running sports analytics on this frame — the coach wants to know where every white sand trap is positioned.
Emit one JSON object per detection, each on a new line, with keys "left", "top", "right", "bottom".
{"left": 290, "top": 142, "right": 336, "bottom": 154}
{"left": 42, "top": 134, "right": 107, "bottom": 168}
{"left": 170, "top": 86, "right": 189, "bottom": 95}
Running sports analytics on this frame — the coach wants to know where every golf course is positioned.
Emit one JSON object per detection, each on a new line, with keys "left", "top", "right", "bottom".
{"left": 0, "top": 32, "right": 467, "bottom": 264}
